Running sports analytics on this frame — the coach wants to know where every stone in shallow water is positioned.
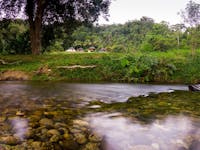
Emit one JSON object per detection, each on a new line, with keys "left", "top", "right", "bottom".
{"left": 73, "top": 120, "right": 89, "bottom": 127}
{"left": 0, "top": 136, "right": 20, "bottom": 146}
{"left": 82, "top": 142, "right": 100, "bottom": 150}
{"left": 88, "top": 105, "right": 101, "bottom": 109}
{"left": 74, "top": 133, "right": 87, "bottom": 144}
{"left": 50, "top": 135, "right": 60, "bottom": 143}
{"left": 16, "top": 111, "right": 25, "bottom": 116}
{"left": 54, "top": 122, "right": 68, "bottom": 128}
{"left": 69, "top": 128, "right": 82, "bottom": 134}
{"left": 63, "top": 133, "right": 71, "bottom": 140}
{"left": 39, "top": 118, "right": 54, "bottom": 128}
{"left": 0, "top": 116, "right": 6, "bottom": 122}
{"left": 88, "top": 133, "right": 102, "bottom": 142}
{"left": 47, "top": 129, "right": 60, "bottom": 137}
{"left": 31, "top": 141, "right": 42, "bottom": 149}
{"left": 62, "top": 140, "right": 79, "bottom": 150}
{"left": 58, "top": 127, "right": 67, "bottom": 135}
{"left": 24, "top": 127, "right": 34, "bottom": 139}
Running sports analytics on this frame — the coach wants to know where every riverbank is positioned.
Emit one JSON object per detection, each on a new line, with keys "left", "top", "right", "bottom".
{"left": 1, "top": 50, "right": 200, "bottom": 83}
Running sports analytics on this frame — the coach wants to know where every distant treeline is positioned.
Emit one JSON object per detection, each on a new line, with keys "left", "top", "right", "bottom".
{"left": 1, "top": 17, "right": 200, "bottom": 54}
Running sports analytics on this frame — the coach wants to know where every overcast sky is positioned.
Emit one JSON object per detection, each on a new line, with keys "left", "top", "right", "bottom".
{"left": 98, "top": 0, "right": 200, "bottom": 25}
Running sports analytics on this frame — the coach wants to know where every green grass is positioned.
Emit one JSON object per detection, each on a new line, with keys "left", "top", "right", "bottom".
{"left": 1, "top": 49, "right": 200, "bottom": 83}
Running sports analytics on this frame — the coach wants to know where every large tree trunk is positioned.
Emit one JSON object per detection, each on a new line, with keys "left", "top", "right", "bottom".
{"left": 28, "top": 0, "right": 45, "bottom": 55}
{"left": 30, "top": 24, "right": 42, "bottom": 55}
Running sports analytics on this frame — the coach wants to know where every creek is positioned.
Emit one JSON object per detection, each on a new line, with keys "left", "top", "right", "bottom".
{"left": 0, "top": 81, "right": 199, "bottom": 150}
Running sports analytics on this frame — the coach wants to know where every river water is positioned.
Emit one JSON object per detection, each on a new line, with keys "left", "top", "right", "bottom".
{"left": 0, "top": 81, "right": 187, "bottom": 103}
{"left": 0, "top": 81, "right": 199, "bottom": 150}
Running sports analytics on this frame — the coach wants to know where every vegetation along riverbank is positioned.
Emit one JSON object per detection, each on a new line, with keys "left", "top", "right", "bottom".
{"left": 1, "top": 50, "right": 200, "bottom": 84}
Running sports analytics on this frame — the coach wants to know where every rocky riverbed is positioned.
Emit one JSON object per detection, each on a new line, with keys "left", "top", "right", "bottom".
{"left": 0, "top": 97, "right": 102, "bottom": 150}
{"left": 0, "top": 82, "right": 199, "bottom": 150}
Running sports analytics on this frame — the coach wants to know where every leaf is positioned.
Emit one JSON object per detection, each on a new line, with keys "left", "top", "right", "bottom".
{"left": 121, "top": 58, "right": 129, "bottom": 67}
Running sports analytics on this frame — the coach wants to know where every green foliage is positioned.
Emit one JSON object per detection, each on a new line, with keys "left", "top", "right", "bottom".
{"left": 180, "top": 0, "right": 200, "bottom": 55}
{"left": 1, "top": 51, "right": 200, "bottom": 83}
{"left": 70, "top": 17, "right": 194, "bottom": 53}
{"left": 46, "top": 40, "right": 64, "bottom": 52}
{"left": 1, "top": 16, "right": 200, "bottom": 54}
{"left": 0, "top": 19, "right": 30, "bottom": 54}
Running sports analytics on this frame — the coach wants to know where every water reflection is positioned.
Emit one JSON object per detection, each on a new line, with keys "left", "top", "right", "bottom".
{"left": 0, "top": 81, "right": 188, "bottom": 103}
{"left": 10, "top": 117, "right": 28, "bottom": 140}
{"left": 86, "top": 113, "right": 200, "bottom": 150}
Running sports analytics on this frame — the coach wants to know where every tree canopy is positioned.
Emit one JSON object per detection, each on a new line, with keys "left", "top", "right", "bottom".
{"left": 0, "top": 0, "right": 111, "bottom": 54}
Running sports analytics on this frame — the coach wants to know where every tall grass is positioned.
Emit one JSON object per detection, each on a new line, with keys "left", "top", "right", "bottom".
{"left": 1, "top": 50, "right": 200, "bottom": 83}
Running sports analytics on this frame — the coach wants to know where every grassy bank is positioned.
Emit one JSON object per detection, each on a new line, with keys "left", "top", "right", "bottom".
{"left": 1, "top": 50, "right": 200, "bottom": 83}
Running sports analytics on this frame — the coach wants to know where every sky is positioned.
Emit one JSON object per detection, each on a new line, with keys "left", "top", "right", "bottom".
{"left": 98, "top": 0, "right": 200, "bottom": 25}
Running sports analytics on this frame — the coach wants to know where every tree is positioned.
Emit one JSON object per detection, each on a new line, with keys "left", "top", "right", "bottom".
{"left": 0, "top": 19, "right": 30, "bottom": 54}
{"left": 171, "top": 24, "right": 185, "bottom": 49}
{"left": 0, "top": 0, "right": 111, "bottom": 55}
{"left": 180, "top": 0, "right": 200, "bottom": 55}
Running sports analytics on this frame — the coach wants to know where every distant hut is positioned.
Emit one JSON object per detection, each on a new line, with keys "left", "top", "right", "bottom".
{"left": 77, "top": 48, "right": 84, "bottom": 52}
{"left": 99, "top": 48, "right": 106, "bottom": 52}
{"left": 88, "top": 46, "right": 95, "bottom": 52}
{"left": 66, "top": 47, "right": 76, "bottom": 52}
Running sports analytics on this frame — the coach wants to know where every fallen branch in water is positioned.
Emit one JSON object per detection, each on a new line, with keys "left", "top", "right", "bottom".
{"left": 0, "top": 59, "right": 22, "bottom": 65}
{"left": 57, "top": 65, "right": 97, "bottom": 69}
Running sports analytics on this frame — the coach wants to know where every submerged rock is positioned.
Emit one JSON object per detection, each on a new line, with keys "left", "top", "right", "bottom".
{"left": 39, "top": 118, "right": 54, "bottom": 128}
{"left": 31, "top": 141, "right": 42, "bottom": 149}
{"left": 16, "top": 111, "right": 25, "bottom": 116}
{"left": 63, "top": 133, "right": 71, "bottom": 140}
{"left": 82, "top": 142, "right": 100, "bottom": 150}
{"left": 50, "top": 135, "right": 60, "bottom": 143}
{"left": 54, "top": 122, "right": 68, "bottom": 128}
{"left": 88, "top": 133, "right": 102, "bottom": 142}
{"left": 62, "top": 140, "right": 79, "bottom": 150}
{"left": 73, "top": 120, "right": 89, "bottom": 127}
{"left": 0, "top": 136, "right": 20, "bottom": 145}
{"left": 74, "top": 133, "right": 87, "bottom": 144}
{"left": 0, "top": 116, "right": 6, "bottom": 122}
{"left": 47, "top": 129, "right": 60, "bottom": 137}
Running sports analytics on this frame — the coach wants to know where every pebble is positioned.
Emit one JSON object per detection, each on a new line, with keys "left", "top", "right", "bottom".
{"left": 63, "top": 133, "right": 71, "bottom": 140}
{"left": 47, "top": 129, "right": 60, "bottom": 136}
{"left": 82, "top": 142, "right": 100, "bottom": 150}
{"left": 31, "top": 141, "right": 42, "bottom": 148}
{"left": 74, "top": 133, "right": 87, "bottom": 144}
{"left": 0, "top": 136, "right": 20, "bottom": 146}
{"left": 50, "top": 135, "right": 60, "bottom": 143}
{"left": 39, "top": 118, "right": 54, "bottom": 128}
{"left": 88, "top": 133, "right": 102, "bottom": 142}
{"left": 73, "top": 120, "right": 89, "bottom": 127}
{"left": 16, "top": 111, "right": 25, "bottom": 116}
{"left": 88, "top": 105, "right": 101, "bottom": 109}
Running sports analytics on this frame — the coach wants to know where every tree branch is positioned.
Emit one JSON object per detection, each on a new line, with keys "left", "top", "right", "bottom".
{"left": 57, "top": 65, "right": 97, "bottom": 69}
{"left": 0, "top": 59, "right": 22, "bottom": 65}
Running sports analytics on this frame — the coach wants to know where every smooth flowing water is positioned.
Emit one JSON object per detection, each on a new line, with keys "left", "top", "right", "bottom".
{"left": 0, "top": 81, "right": 199, "bottom": 150}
